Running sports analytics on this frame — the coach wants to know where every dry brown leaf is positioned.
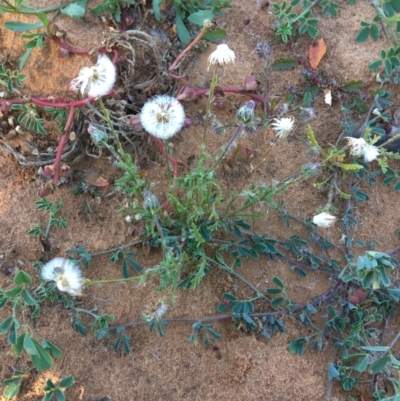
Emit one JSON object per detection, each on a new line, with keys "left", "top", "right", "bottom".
{"left": 308, "top": 38, "right": 327, "bottom": 69}
{"left": 94, "top": 177, "right": 109, "bottom": 187}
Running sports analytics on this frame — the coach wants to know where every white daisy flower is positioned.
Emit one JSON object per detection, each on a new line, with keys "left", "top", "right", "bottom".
{"left": 362, "top": 143, "right": 380, "bottom": 162}
{"left": 208, "top": 44, "right": 235, "bottom": 70}
{"left": 69, "top": 54, "right": 116, "bottom": 98}
{"left": 312, "top": 212, "right": 337, "bottom": 228}
{"left": 41, "top": 257, "right": 84, "bottom": 296}
{"left": 140, "top": 95, "right": 185, "bottom": 140}
{"left": 271, "top": 116, "right": 294, "bottom": 139}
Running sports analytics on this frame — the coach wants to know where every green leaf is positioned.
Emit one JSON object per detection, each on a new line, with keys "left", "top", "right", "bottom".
{"left": 266, "top": 288, "right": 282, "bottom": 294}
{"left": 187, "top": 10, "right": 214, "bottom": 26}
{"left": 328, "top": 362, "right": 340, "bottom": 380}
{"left": 176, "top": 11, "right": 190, "bottom": 44}
{"left": 8, "top": 322, "right": 17, "bottom": 344}
{"left": 368, "top": 59, "right": 382, "bottom": 70}
{"left": 43, "top": 392, "right": 53, "bottom": 401}
{"left": 19, "top": 47, "right": 34, "bottom": 71}
{"left": 30, "top": 340, "right": 54, "bottom": 371}
{"left": 23, "top": 289, "right": 37, "bottom": 306}
{"left": 4, "top": 21, "right": 44, "bottom": 32}
{"left": 59, "top": 375, "right": 74, "bottom": 388}
{"left": 288, "top": 338, "right": 305, "bottom": 355}
{"left": 370, "top": 355, "right": 389, "bottom": 374}
{"left": 342, "top": 80, "right": 364, "bottom": 92}
{"left": 0, "top": 316, "right": 13, "bottom": 334}
{"left": 354, "top": 355, "right": 369, "bottom": 372}
{"left": 370, "top": 24, "right": 379, "bottom": 40}
{"left": 61, "top": 0, "right": 87, "bottom": 18}
{"left": 42, "top": 340, "right": 62, "bottom": 358}
{"left": 3, "top": 379, "right": 22, "bottom": 399}
{"left": 4, "top": 287, "right": 22, "bottom": 298}
{"left": 203, "top": 28, "right": 227, "bottom": 42}
{"left": 13, "top": 333, "right": 25, "bottom": 357}
{"left": 222, "top": 293, "right": 236, "bottom": 301}
{"left": 271, "top": 58, "right": 298, "bottom": 71}
{"left": 14, "top": 270, "right": 32, "bottom": 285}
{"left": 270, "top": 297, "right": 284, "bottom": 307}
{"left": 23, "top": 334, "right": 38, "bottom": 355}
{"left": 355, "top": 26, "right": 369, "bottom": 42}
{"left": 272, "top": 276, "right": 284, "bottom": 288}
{"left": 55, "top": 388, "right": 66, "bottom": 401}
{"left": 45, "top": 379, "right": 56, "bottom": 390}
{"left": 153, "top": 0, "right": 163, "bottom": 21}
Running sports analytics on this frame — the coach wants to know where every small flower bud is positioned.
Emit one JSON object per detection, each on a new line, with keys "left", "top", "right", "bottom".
{"left": 88, "top": 125, "right": 108, "bottom": 146}
{"left": 242, "top": 76, "right": 258, "bottom": 91}
{"left": 236, "top": 100, "right": 256, "bottom": 124}
{"left": 130, "top": 115, "right": 143, "bottom": 131}
{"left": 143, "top": 190, "right": 160, "bottom": 210}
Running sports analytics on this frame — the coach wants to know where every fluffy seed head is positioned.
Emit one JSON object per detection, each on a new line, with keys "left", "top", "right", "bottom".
{"left": 69, "top": 54, "right": 116, "bottom": 98}
{"left": 363, "top": 143, "right": 380, "bottom": 162}
{"left": 345, "top": 137, "right": 366, "bottom": 157}
{"left": 208, "top": 44, "right": 236, "bottom": 70}
{"left": 271, "top": 116, "right": 295, "bottom": 139}
{"left": 345, "top": 137, "right": 380, "bottom": 162}
{"left": 140, "top": 95, "right": 185, "bottom": 140}
{"left": 41, "top": 257, "right": 84, "bottom": 296}
{"left": 312, "top": 212, "right": 337, "bottom": 228}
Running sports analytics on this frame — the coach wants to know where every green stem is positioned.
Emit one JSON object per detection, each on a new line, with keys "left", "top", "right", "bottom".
{"left": 210, "top": 124, "right": 243, "bottom": 170}
{"left": 291, "top": 0, "right": 321, "bottom": 23}
{"left": 90, "top": 240, "right": 142, "bottom": 258}
{"left": 163, "top": 139, "right": 172, "bottom": 187}
{"left": 206, "top": 256, "right": 269, "bottom": 301}
{"left": 85, "top": 275, "right": 145, "bottom": 286}
{"left": 44, "top": 213, "right": 53, "bottom": 239}
{"left": 389, "top": 331, "right": 400, "bottom": 348}
{"left": 203, "top": 71, "right": 218, "bottom": 143}
{"left": 74, "top": 307, "right": 99, "bottom": 319}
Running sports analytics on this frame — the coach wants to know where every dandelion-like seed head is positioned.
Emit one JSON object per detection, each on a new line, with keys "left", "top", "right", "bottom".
{"left": 41, "top": 257, "right": 84, "bottom": 296}
{"left": 363, "top": 143, "right": 380, "bottom": 162}
{"left": 140, "top": 95, "right": 185, "bottom": 140}
{"left": 345, "top": 137, "right": 380, "bottom": 162}
{"left": 69, "top": 54, "right": 116, "bottom": 98}
{"left": 312, "top": 212, "right": 337, "bottom": 228}
{"left": 345, "top": 137, "right": 366, "bottom": 157}
{"left": 208, "top": 44, "right": 236, "bottom": 70}
{"left": 271, "top": 116, "right": 295, "bottom": 139}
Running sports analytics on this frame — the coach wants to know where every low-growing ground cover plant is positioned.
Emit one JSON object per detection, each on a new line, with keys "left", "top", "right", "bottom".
{"left": 2, "top": 0, "right": 400, "bottom": 400}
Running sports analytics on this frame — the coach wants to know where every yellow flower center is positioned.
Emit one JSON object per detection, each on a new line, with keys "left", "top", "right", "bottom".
{"left": 156, "top": 111, "right": 169, "bottom": 124}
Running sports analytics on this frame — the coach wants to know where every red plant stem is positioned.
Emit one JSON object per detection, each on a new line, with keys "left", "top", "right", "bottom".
{"left": 51, "top": 36, "right": 92, "bottom": 54}
{"left": 111, "top": 49, "right": 119, "bottom": 65}
{"left": 153, "top": 137, "right": 188, "bottom": 178}
{"left": 32, "top": 97, "right": 95, "bottom": 108}
{"left": 169, "top": 27, "right": 208, "bottom": 72}
{"left": 52, "top": 106, "right": 75, "bottom": 185}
